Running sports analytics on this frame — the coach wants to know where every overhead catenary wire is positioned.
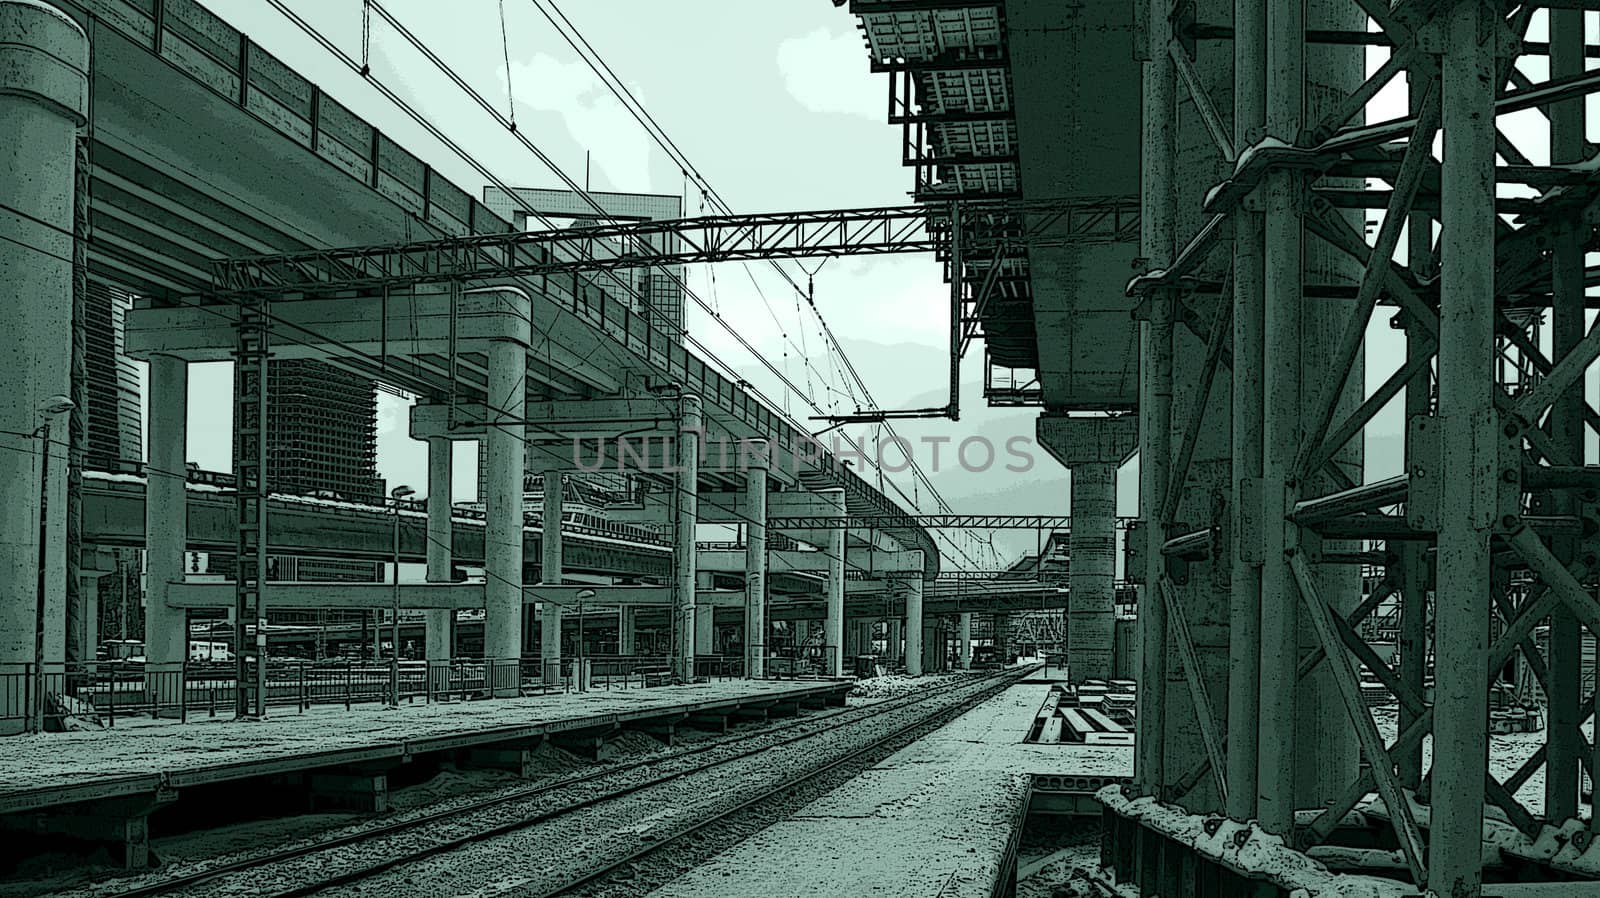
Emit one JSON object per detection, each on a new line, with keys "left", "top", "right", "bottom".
{"left": 85, "top": 0, "right": 988, "bottom": 572}
{"left": 518, "top": 0, "right": 986, "bottom": 565}
{"left": 313, "top": 1, "right": 992, "bottom": 569}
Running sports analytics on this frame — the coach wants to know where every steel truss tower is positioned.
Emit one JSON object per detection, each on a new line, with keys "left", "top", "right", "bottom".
{"left": 1115, "top": 1, "right": 1600, "bottom": 895}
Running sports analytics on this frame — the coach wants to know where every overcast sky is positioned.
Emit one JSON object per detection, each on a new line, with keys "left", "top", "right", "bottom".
{"left": 138, "top": 3, "right": 1600, "bottom": 569}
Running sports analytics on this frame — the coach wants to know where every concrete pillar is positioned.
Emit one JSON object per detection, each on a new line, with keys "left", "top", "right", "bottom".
{"left": 1037, "top": 416, "right": 1137, "bottom": 683}
{"left": 482, "top": 332, "right": 527, "bottom": 695}
{"left": 852, "top": 619, "right": 873, "bottom": 659}
{"left": 922, "top": 619, "right": 941, "bottom": 673}
{"left": 618, "top": 606, "right": 637, "bottom": 656}
{"left": 144, "top": 357, "right": 187, "bottom": 707}
{"left": 1068, "top": 462, "right": 1116, "bottom": 679}
{"left": 743, "top": 439, "right": 768, "bottom": 678}
{"left": 694, "top": 572, "right": 715, "bottom": 655}
{"left": 75, "top": 570, "right": 98, "bottom": 672}
{"left": 822, "top": 487, "right": 846, "bottom": 677}
{"left": 0, "top": 0, "right": 86, "bottom": 732}
{"left": 424, "top": 436, "right": 453, "bottom": 691}
{"left": 540, "top": 469, "right": 563, "bottom": 682}
{"left": 671, "top": 395, "right": 701, "bottom": 681}
{"left": 903, "top": 575, "right": 924, "bottom": 677}
{"left": 992, "top": 612, "right": 1011, "bottom": 667}
{"left": 886, "top": 619, "right": 901, "bottom": 664}
{"left": 958, "top": 613, "right": 972, "bottom": 669}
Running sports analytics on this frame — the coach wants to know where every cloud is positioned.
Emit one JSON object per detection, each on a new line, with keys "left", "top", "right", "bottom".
{"left": 507, "top": 53, "right": 657, "bottom": 192}
{"left": 776, "top": 26, "right": 882, "bottom": 121}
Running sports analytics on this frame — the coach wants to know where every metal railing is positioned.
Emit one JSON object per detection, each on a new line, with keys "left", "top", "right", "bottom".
{"left": 0, "top": 653, "right": 768, "bottom": 732}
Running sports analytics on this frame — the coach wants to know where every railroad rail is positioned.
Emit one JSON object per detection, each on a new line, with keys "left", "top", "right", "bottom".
{"left": 97, "top": 669, "right": 1026, "bottom": 898}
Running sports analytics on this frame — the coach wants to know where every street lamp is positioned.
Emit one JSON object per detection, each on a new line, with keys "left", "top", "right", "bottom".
{"left": 31, "top": 396, "right": 74, "bottom": 733}
{"left": 388, "top": 485, "right": 415, "bottom": 708}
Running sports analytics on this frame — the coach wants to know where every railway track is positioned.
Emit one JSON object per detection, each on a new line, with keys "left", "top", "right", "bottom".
{"left": 538, "top": 670, "right": 1027, "bottom": 898}
{"left": 81, "top": 669, "right": 1026, "bottom": 898}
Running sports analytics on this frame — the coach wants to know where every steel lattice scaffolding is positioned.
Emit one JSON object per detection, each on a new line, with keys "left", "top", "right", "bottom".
{"left": 1115, "top": 1, "right": 1600, "bottom": 895}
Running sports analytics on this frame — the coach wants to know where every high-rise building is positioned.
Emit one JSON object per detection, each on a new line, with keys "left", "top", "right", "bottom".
{"left": 476, "top": 189, "right": 683, "bottom": 510}
{"left": 265, "top": 360, "right": 384, "bottom": 502}
{"left": 482, "top": 187, "right": 685, "bottom": 333}
{"left": 84, "top": 282, "right": 142, "bottom": 465}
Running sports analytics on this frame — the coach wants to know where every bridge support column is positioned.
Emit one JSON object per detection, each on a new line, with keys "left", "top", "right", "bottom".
{"left": 425, "top": 436, "right": 453, "bottom": 690}
{"left": 74, "top": 567, "right": 99, "bottom": 677}
{"left": 992, "top": 612, "right": 1010, "bottom": 664}
{"left": 483, "top": 317, "right": 529, "bottom": 696}
{"left": 618, "top": 606, "right": 637, "bottom": 656}
{"left": 922, "top": 618, "right": 942, "bottom": 673}
{"left": 1037, "top": 415, "right": 1137, "bottom": 683}
{"left": 671, "top": 395, "right": 701, "bottom": 682}
{"left": 0, "top": 0, "right": 86, "bottom": 733}
{"left": 958, "top": 613, "right": 971, "bottom": 669}
{"left": 694, "top": 573, "right": 714, "bottom": 656}
{"left": 902, "top": 575, "right": 924, "bottom": 677}
{"left": 886, "top": 619, "right": 901, "bottom": 665}
{"left": 144, "top": 356, "right": 187, "bottom": 713}
{"left": 743, "top": 440, "right": 768, "bottom": 678}
{"left": 539, "top": 468, "right": 563, "bottom": 686}
{"left": 822, "top": 488, "right": 846, "bottom": 677}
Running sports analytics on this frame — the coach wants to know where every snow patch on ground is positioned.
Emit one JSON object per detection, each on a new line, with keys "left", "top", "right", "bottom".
{"left": 849, "top": 670, "right": 983, "bottom": 701}
{"left": 1097, "top": 789, "right": 1412, "bottom": 898}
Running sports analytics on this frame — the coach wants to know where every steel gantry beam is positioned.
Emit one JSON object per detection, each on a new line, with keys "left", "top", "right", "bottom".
{"left": 769, "top": 513, "right": 1122, "bottom": 529}
{"left": 211, "top": 199, "right": 1137, "bottom": 297}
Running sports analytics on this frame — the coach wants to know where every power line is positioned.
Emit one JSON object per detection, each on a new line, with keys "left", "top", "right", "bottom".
{"left": 283, "top": 0, "right": 988, "bottom": 570}
{"left": 517, "top": 1, "right": 992, "bottom": 567}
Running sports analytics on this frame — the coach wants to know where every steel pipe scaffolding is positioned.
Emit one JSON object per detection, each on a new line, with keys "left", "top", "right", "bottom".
{"left": 1107, "top": 0, "right": 1600, "bottom": 895}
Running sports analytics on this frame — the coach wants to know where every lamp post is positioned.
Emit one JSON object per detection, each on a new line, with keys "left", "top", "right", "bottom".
{"left": 31, "top": 396, "right": 74, "bottom": 734}
{"left": 388, "top": 485, "right": 415, "bottom": 708}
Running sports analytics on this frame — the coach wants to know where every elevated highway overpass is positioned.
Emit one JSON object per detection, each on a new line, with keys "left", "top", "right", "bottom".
{"left": 81, "top": 465, "right": 1068, "bottom": 617}
{"left": 0, "top": 0, "right": 960, "bottom": 709}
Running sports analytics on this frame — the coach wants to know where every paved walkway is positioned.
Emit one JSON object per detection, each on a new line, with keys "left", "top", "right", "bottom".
{"left": 0, "top": 679, "right": 846, "bottom": 813}
{"left": 647, "top": 682, "right": 1132, "bottom": 898}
